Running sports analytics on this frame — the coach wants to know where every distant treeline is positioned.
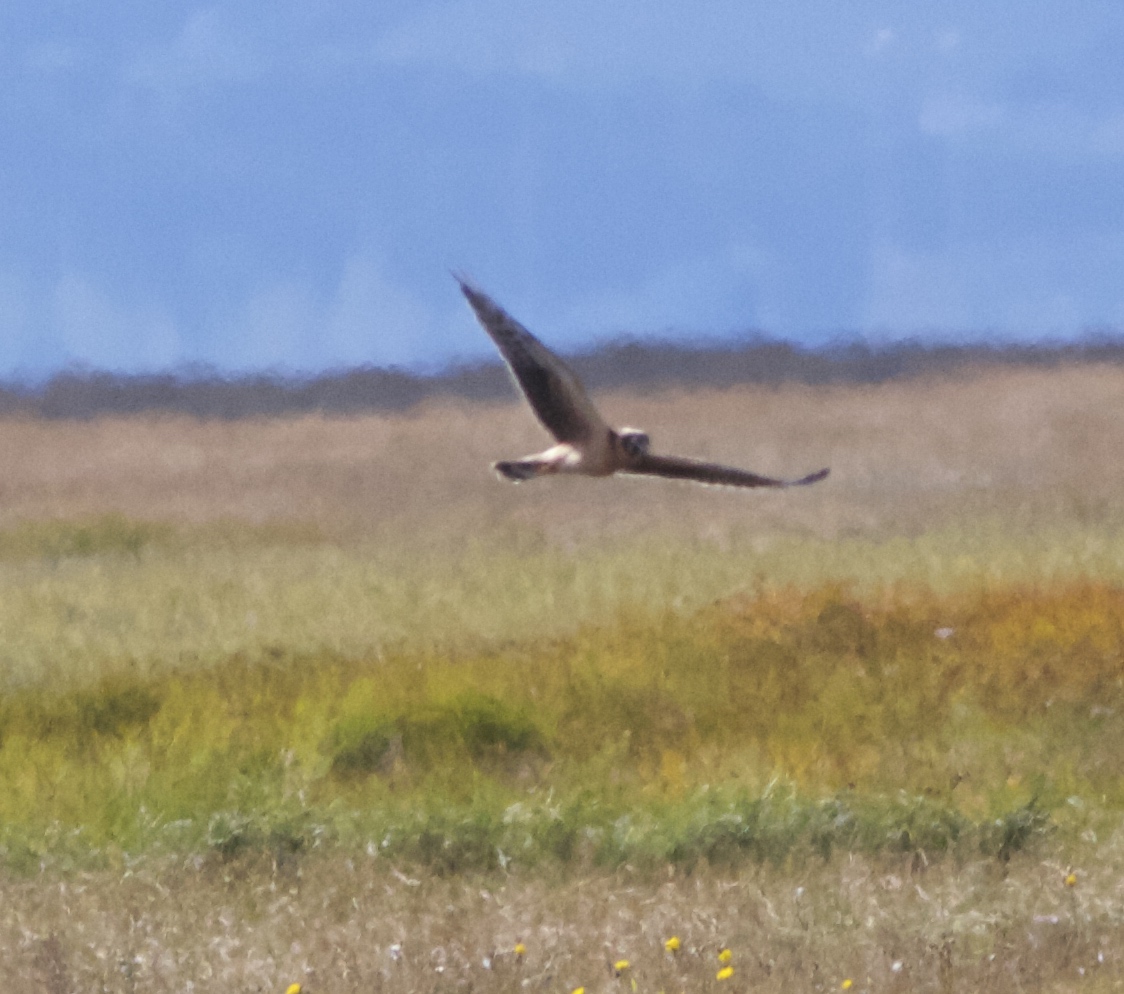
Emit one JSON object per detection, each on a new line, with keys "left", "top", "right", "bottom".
{"left": 2, "top": 336, "right": 1123, "bottom": 419}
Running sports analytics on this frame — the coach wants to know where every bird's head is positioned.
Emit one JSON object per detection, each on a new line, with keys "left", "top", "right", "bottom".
{"left": 616, "top": 427, "right": 651, "bottom": 459}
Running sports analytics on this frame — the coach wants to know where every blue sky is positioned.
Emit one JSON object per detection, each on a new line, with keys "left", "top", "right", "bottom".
{"left": 2, "top": 2, "right": 1123, "bottom": 377}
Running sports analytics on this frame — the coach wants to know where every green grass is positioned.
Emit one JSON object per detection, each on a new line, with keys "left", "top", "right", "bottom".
{"left": 1, "top": 516, "right": 1122, "bottom": 873}
{"left": 1, "top": 513, "right": 1122, "bottom": 690}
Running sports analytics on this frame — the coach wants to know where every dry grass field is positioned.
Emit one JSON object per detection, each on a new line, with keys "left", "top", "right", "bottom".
{"left": 6, "top": 848, "right": 1124, "bottom": 993}
{"left": 1, "top": 364, "right": 1121, "bottom": 543}
{"left": 0, "top": 364, "right": 1121, "bottom": 688}
{"left": 1, "top": 363, "right": 1123, "bottom": 991}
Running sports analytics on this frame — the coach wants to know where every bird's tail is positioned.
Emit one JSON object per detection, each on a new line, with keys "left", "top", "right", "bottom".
{"left": 493, "top": 460, "right": 541, "bottom": 482}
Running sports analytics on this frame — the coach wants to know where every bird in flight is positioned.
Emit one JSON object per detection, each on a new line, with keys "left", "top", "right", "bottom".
{"left": 457, "top": 277, "right": 829, "bottom": 489}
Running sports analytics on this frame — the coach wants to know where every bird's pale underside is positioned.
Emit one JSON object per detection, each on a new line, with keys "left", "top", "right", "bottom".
{"left": 457, "top": 277, "right": 830, "bottom": 490}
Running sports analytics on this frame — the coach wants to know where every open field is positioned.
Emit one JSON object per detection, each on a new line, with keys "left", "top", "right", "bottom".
{"left": 0, "top": 363, "right": 1123, "bottom": 990}
{"left": 0, "top": 364, "right": 1121, "bottom": 689}
{"left": 6, "top": 849, "right": 1124, "bottom": 992}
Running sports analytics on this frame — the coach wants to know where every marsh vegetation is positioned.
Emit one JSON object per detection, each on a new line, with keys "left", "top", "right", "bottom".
{"left": 0, "top": 363, "right": 1122, "bottom": 990}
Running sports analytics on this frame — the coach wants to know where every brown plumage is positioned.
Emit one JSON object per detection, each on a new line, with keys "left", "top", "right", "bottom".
{"left": 458, "top": 277, "right": 829, "bottom": 489}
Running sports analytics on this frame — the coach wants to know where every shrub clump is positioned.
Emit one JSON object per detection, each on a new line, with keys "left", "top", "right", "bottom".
{"left": 328, "top": 692, "right": 547, "bottom": 779}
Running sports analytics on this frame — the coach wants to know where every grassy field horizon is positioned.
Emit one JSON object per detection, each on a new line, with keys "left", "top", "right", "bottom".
{"left": 1, "top": 362, "right": 1123, "bottom": 990}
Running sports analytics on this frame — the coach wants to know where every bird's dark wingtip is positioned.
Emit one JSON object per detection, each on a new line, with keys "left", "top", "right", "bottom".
{"left": 790, "top": 467, "right": 830, "bottom": 486}
{"left": 451, "top": 270, "right": 479, "bottom": 299}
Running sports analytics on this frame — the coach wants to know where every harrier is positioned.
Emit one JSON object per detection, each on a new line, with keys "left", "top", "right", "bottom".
{"left": 458, "top": 278, "right": 829, "bottom": 489}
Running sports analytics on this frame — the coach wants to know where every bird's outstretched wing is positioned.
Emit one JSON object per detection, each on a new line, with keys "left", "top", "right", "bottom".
{"left": 457, "top": 277, "right": 609, "bottom": 444}
{"left": 624, "top": 453, "right": 829, "bottom": 489}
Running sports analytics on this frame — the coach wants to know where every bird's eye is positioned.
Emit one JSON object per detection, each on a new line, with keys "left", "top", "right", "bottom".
{"left": 620, "top": 430, "right": 650, "bottom": 457}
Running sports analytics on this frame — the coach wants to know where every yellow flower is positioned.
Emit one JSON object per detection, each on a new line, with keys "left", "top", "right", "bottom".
{"left": 716, "top": 966, "right": 734, "bottom": 981}
{"left": 285, "top": 985, "right": 302, "bottom": 994}
{"left": 572, "top": 988, "right": 585, "bottom": 994}
{"left": 614, "top": 959, "right": 631, "bottom": 974}
{"left": 842, "top": 980, "right": 853, "bottom": 990}
{"left": 717, "top": 948, "right": 732, "bottom": 964}
{"left": 514, "top": 942, "right": 527, "bottom": 957}
{"left": 664, "top": 936, "right": 681, "bottom": 953}
{"left": 1065, "top": 872, "right": 1078, "bottom": 887}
